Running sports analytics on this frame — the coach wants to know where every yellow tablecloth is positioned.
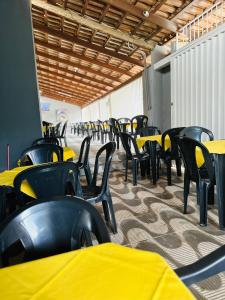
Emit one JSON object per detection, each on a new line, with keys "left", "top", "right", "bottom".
{"left": 0, "top": 165, "right": 37, "bottom": 198}
{"left": 196, "top": 140, "right": 225, "bottom": 167}
{"left": 18, "top": 147, "right": 76, "bottom": 166}
{"left": 0, "top": 243, "right": 194, "bottom": 300}
{"left": 62, "top": 147, "right": 76, "bottom": 161}
{"left": 136, "top": 135, "right": 171, "bottom": 151}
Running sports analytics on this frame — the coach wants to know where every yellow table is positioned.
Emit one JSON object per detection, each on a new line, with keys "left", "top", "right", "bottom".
{"left": 62, "top": 147, "right": 77, "bottom": 161}
{"left": 0, "top": 243, "right": 194, "bottom": 300}
{"left": 196, "top": 140, "right": 225, "bottom": 167}
{"left": 0, "top": 165, "right": 39, "bottom": 198}
{"left": 136, "top": 135, "right": 171, "bottom": 151}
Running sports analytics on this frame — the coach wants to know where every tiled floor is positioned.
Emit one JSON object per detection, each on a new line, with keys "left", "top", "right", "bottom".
{"left": 68, "top": 133, "right": 225, "bottom": 300}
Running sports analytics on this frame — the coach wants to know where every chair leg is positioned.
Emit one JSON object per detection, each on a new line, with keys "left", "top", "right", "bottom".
{"left": 116, "top": 134, "right": 119, "bottom": 150}
{"left": 107, "top": 195, "right": 117, "bottom": 234}
{"left": 64, "top": 136, "right": 67, "bottom": 147}
{"left": 166, "top": 160, "right": 172, "bottom": 186}
{"left": 102, "top": 197, "right": 117, "bottom": 234}
{"left": 132, "top": 159, "right": 138, "bottom": 186}
{"left": 125, "top": 158, "right": 128, "bottom": 181}
{"left": 183, "top": 171, "right": 190, "bottom": 214}
{"left": 176, "top": 158, "right": 182, "bottom": 176}
{"left": 199, "top": 180, "right": 208, "bottom": 226}
{"left": 84, "top": 164, "right": 92, "bottom": 186}
{"left": 140, "top": 161, "right": 146, "bottom": 177}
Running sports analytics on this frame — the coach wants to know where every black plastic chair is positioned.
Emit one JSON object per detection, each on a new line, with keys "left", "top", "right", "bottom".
{"left": 118, "top": 118, "right": 131, "bottom": 133}
{"left": 175, "top": 244, "right": 225, "bottom": 286}
{"left": 99, "top": 120, "right": 110, "bottom": 144}
{"left": 158, "top": 127, "right": 185, "bottom": 185}
{"left": 120, "top": 132, "right": 150, "bottom": 186}
{"left": 179, "top": 126, "right": 214, "bottom": 141}
{"left": 77, "top": 136, "right": 92, "bottom": 185}
{"left": 56, "top": 121, "right": 68, "bottom": 146}
{"left": 139, "top": 126, "right": 161, "bottom": 137}
{"left": 82, "top": 142, "right": 117, "bottom": 233}
{"left": 131, "top": 115, "right": 148, "bottom": 136}
{"left": 19, "top": 144, "right": 63, "bottom": 166}
{"left": 109, "top": 118, "right": 121, "bottom": 149}
{"left": 32, "top": 137, "right": 59, "bottom": 146}
{"left": 14, "top": 162, "right": 82, "bottom": 204}
{"left": 177, "top": 137, "right": 215, "bottom": 226}
{"left": 0, "top": 196, "right": 110, "bottom": 267}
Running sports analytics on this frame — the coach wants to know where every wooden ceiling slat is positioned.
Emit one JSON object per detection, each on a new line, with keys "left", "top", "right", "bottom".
{"left": 35, "top": 40, "right": 133, "bottom": 76}
{"left": 32, "top": 0, "right": 154, "bottom": 50}
{"left": 38, "top": 75, "right": 100, "bottom": 97}
{"left": 101, "top": 0, "right": 178, "bottom": 32}
{"left": 37, "top": 72, "right": 101, "bottom": 96}
{"left": 38, "top": 79, "right": 97, "bottom": 99}
{"left": 40, "top": 90, "right": 85, "bottom": 106}
{"left": 37, "top": 67, "right": 106, "bottom": 93}
{"left": 36, "top": 50, "right": 122, "bottom": 83}
{"left": 39, "top": 82, "right": 91, "bottom": 101}
{"left": 37, "top": 60, "right": 115, "bottom": 88}
{"left": 34, "top": 24, "right": 145, "bottom": 67}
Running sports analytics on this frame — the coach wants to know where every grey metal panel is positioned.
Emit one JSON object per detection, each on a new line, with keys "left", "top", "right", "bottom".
{"left": 171, "top": 24, "right": 225, "bottom": 139}
{"left": 0, "top": 0, "right": 42, "bottom": 170}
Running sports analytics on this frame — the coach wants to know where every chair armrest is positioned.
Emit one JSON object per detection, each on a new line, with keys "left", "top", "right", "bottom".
{"left": 175, "top": 245, "right": 225, "bottom": 286}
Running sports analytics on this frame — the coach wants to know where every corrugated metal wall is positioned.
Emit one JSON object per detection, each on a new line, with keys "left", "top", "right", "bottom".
{"left": 171, "top": 24, "right": 225, "bottom": 139}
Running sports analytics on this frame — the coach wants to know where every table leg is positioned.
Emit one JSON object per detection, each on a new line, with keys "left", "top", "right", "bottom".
{"left": 146, "top": 141, "right": 157, "bottom": 185}
{"left": 214, "top": 154, "right": 225, "bottom": 229}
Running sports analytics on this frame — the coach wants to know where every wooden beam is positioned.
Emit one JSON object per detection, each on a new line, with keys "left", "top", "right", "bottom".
{"left": 40, "top": 90, "right": 85, "bottom": 106}
{"left": 102, "top": 0, "right": 178, "bottom": 33}
{"left": 39, "top": 83, "right": 91, "bottom": 101}
{"left": 31, "top": 0, "right": 155, "bottom": 50}
{"left": 38, "top": 75, "right": 100, "bottom": 97}
{"left": 38, "top": 79, "right": 96, "bottom": 99}
{"left": 37, "top": 67, "right": 106, "bottom": 93}
{"left": 37, "top": 60, "right": 114, "bottom": 89}
{"left": 34, "top": 24, "right": 145, "bottom": 67}
{"left": 40, "top": 87, "right": 89, "bottom": 103}
{"left": 35, "top": 40, "right": 133, "bottom": 76}
{"left": 36, "top": 50, "right": 121, "bottom": 83}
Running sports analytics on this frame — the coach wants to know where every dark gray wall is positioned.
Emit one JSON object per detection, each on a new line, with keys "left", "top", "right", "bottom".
{"left": 0, "top": 0, "right": 42, "bottom": 170}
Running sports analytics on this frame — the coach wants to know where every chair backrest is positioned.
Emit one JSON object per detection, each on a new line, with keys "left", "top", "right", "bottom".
{"left": 119, "top": 132, "right": 140, "bottom": 159}
{"left": 118, "top": 118, "right": 131, "bottom": 124}
{"left": 60, "top": 121, "right": 67, "bottom": 137}
{"left": 179, "top": 126, "right": 214, "bottom": 141}
{"left": 53, "top": 122, "right": 61, "bottom": 136}
{"left": 91, "top": 142, "right": 116, "bottom": 194}
{"left": 108, "top": 118, "right": 121, "bottom": 134}
{"left": 131, "top": 115, "right": 148, "bottom": 134}
{"left": 78, "top": 136, "right": 92, "bottom": 166}
{"left": 0, "top": 196, "right": 110, "bottom": 266}
{"left": 139, "top": 126, "right": 161, "bottom": 137}
{"left": 177, "top": 137, "right": 214, "bottom": 182}
{"left": 161, "top": 127, "right": 185, "bottom": 158}
{"left": 20, "top": 144, "right": 63, "bottom": 165}
{"left": 32, "top": 137, "right": 59, "bottom": 146}
{"left": 13, "top": 162, "right": 82, "bottom": 201}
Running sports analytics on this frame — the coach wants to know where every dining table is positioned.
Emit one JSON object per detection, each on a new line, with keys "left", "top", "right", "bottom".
{"left": 0, "top": 243, "right": 194, "bottom": 300}
{"left": 136, "top": 135, "right": 170, "bottom": 184}
{"left": 0, "top": 147, "right": 77, "bottom": 221}
{"left": 136, "top": 136, "right": 225, "bottom": 229}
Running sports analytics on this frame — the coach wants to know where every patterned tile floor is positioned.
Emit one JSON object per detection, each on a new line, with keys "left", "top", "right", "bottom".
{"left": 68, "top": 134, "right": 225, "bottom": 300}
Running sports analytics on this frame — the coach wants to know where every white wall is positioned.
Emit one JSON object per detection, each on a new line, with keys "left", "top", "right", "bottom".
{"left": 82, "top": 77, "right": 143, "bottom": 121}
{"left": 40, "top": 96, "right": 82, "bottom": 124}
{"left": 171, "top": 23, "right": 225, "bottom": 139}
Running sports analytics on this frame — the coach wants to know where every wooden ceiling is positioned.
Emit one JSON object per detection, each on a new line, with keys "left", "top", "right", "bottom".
{"left": 32, "top": 0, "right": 215, "bottom": 107}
